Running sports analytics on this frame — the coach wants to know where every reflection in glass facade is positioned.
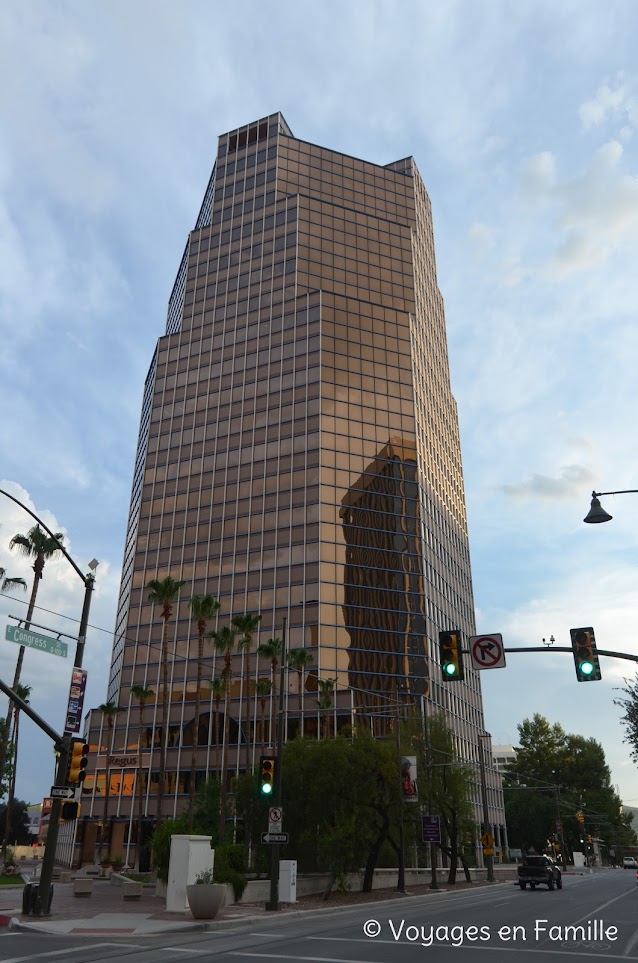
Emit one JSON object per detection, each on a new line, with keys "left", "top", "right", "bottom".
{"left": 78, "top": 112, "right": 506, "bottom": 865}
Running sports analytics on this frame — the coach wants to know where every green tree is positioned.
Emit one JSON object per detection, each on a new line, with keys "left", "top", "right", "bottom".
{"left": 281, "top": 734, "right": 404, "bottom": 895}
{"left": 317, "top": 677, "right": 336, "bottom": 738}
{"left": 1, "top": 683, "right": 30, "bottom": 864}
{"left": 254, "top": 679, "right": 272, "bottom": 747}
{"left": 614, "top": 675, "right": 638, "bottom": 764}
{"left": 0, "top": 798, "right": 30, "bottom": 847}
{"left": 187, "top": 594, "right": 221, "bottom": 822}
{"left": 256, "top": 637, "right": 282, "bottom": 741}
{"left": 287, "top": 648, "right": 313, "bottom": 738}
{"left": 209, "top": 625, "right": 239, "bottom": 841}
{"left": 232, "top": 613, "right": 262, "bottom": 770}
{"left": 505, "top": 713, "right": 635, "bottom": 858}
{"left": 130, "top": 684, "right": 154, "bottom": 869}
{"left": 0, "top": 568, "right": 27, "bottom": 594}
{"left": 207, "top": 676, "right": 226, "bottom": 779}
{"left": 426, "top": 712, "right": 477, "bottom": 883}
{"left": 96, "top": 701, "right": 124, "bottom": 861}
{"left": 0, "top": 526, "right": 64, "bottom": 796}
{"left": 146, "top": 576, "right": 187, "bottom": 818}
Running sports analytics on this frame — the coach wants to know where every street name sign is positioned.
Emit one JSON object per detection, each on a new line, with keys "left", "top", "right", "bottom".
{"left": 6, "top": 625, "right": 68, "bottom": 659}
{"left": 470, "top": 634, "right": 506, "bottom": 670}
{"left": 261, "top": 832, "right": 289, "bottom": 844}
{"left": 50, "top": 786, "right": 75, "bottom": 799}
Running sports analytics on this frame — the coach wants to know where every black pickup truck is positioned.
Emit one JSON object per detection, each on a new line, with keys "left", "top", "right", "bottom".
{"left": 518, "top": 855, "right": 562, "bottom": 890}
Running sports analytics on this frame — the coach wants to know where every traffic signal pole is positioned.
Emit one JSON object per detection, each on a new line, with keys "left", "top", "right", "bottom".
{"left": 266, "top": 617, "right": 286, "bottom": 912}
{"left": 35, "top": 736, "right": 71, "bottom": 915}
{"left": 0, "top": 677, "right": 68, "bottom": 915}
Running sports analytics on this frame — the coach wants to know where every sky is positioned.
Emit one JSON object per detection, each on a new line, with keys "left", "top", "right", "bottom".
{"left": 2, "top": 0, "right": 638, "bottom": 812}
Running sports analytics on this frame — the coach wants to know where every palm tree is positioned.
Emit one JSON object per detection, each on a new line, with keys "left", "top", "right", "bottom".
{"left": 1, "top": 683, "right": 30, "bottom": 864}
{"left": 254, "top": 679, "right": 272, "bottom": 746}
{"left": 0, "top": 526, "right": 64, "bottom": 806}
{"left": 287, "top": 648, "right": 313, "bottom": 738}
{"left": 96, "top": 701, "right": 124, "bottom": 862}
{"left": 256, "top": 637, "right": 282, "bottom": 743}
{"left": 0, "top": 568, "right": 27, "bottom": 594}
{"left": 231, "top": 613, "right": 262, "bottom": 770}
{"left": 207, "top": 676, "right": 226, "bottom": 780}
{"left": 146, "top": 576, "right": 187, "bottom": 819}
{"left": 208, "top": 625, "right": 238, "bottom": 842}
{"left": 187, "top": 594, "right": 220, "bottom": 823}
{"left": 317, "top": 677, "right": 337, "bottom": 739}
{"left": 130, "top": 684, "right": 154, "bottom": 869}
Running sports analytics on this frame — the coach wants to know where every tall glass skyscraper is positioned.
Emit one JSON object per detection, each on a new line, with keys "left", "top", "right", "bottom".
{"left": 75, "top": 113, "right": 505, "bottom": 866}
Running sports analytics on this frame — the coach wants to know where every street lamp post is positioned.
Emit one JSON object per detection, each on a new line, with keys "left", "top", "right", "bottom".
{"left": 0, "top": 488, "right": 96, "bottom": 915}
{"left": 583, "top": 490, "right": 638, "bottom": 524}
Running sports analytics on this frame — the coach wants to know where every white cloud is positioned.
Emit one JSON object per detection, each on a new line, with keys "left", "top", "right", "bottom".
{"left": 579, "top": 80, "right": 637, "bottom": 132}
{"left": 501, "top": 465, "right": 595, "bottom": 501}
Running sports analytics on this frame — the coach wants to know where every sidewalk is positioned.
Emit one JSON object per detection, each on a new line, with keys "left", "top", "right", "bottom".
{"left": 0, "top": 862, "right": 265, "bottom": 936}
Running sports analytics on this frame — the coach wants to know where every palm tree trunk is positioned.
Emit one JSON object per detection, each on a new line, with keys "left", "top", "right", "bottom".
{"left": 0, "top": 577, "right": 40, "bottom": 801}
{"left": 157, "top": 617, "right": 170, "bottom": 819}
{"left": 214, "top": 696, "right": 221, "bottom": 779}
{"left": 298, "top": 669, "right": 303, "bottom": 738}
{"left": 137, "top": 704, "right": 145, "bottom": 870}
{"left": 218, "top": 684, "right": 231, "bottom": 843}
{"left": 188, "top": 628, "right": 204, "bottom": 823}
{"left": 1, "top": 711, "right": 19, "bottom": 864}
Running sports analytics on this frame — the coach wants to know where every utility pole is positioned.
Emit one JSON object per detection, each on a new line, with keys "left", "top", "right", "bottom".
{"left": 394, "top": 686, "right": 406, "bottom": 894}
{"left": 420, "top": 694, "right": 438, "bottom": 889}
{"left": 478, "top": 734, "right": 495, "bottom": 882}
{"left": 266, "top": 617, "right": 287, "bottom": 911}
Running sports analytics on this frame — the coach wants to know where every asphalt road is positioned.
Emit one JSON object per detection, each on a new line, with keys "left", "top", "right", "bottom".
{"left": 1, "top": 869, "right": 637, "bottom": 963}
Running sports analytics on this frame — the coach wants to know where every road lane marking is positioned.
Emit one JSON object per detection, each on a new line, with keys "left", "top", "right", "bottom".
{"left": 0, "top": 944, "right": 130, "bottom": 963}
{"left": 306, "top": 936, "right": 638, "bottom": 960}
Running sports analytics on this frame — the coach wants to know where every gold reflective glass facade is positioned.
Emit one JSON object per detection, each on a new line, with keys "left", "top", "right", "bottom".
{"left": 81, "top": 113, "right": 505, "bottom": 857}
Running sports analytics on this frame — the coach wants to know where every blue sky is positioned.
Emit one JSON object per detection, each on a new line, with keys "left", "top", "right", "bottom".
{"left": 2, "top": 0, "right": 638, "bottom": 811}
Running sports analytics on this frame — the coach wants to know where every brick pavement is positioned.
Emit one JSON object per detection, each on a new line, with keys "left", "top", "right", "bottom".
{"left": 0, "top": 861, "right": 265, "bottom": 935}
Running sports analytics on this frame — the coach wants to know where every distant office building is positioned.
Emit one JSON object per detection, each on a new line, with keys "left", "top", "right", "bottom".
{"left": 493, "top": 745, "right": 517, "bottom": 776}
{"left": 74, "top": 113, "right": 505, "bottom": 866}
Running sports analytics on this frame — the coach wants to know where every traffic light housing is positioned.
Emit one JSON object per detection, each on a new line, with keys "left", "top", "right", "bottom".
{"left": 67, "top": 740, "right": 89, "bottom": 784}
{"left": 259, "top": 755, "right": 276, "bottom": 796}
{"left": 570, "top": 627, "right": 601, "bottom": 682}
{"left": 61, "top": 801, "right": 79, "bottom": 820}
{"left": 439, "top": 630, "right": 464, "bottom": 681}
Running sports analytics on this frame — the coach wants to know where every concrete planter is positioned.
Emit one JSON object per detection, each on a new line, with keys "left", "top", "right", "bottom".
{"left": 186, "top": 882, "right": 226, "bottom": 920}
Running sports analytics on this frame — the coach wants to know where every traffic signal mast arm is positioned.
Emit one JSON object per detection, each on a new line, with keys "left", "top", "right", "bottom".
{"left": 465, "top": 645, "right": 638, "bottom": 664}
{"left": 0, "top": 675, "right": 64, "bottom": 749}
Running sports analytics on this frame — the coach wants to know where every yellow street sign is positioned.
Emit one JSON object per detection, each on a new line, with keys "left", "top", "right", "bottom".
{"left": 483, "top": 847, "right": 494, "bottom": 855}
{"left": 480, "top": 831, "right": 494, "bottom": 847}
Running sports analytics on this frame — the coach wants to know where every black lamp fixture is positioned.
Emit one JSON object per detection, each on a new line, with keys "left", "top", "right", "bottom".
{"left": 583, "top": 489, "right": 638, "bottom": 524}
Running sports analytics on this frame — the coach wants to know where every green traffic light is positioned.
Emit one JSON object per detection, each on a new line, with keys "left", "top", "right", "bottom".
{"left": 580, "top": 661, "right": 594, "bottom": 676}
{"left": 261, "top": 782, "right": 272, "bottom": 795}
{"left": 444, "top": 663, "right": 457, "bottom": 676}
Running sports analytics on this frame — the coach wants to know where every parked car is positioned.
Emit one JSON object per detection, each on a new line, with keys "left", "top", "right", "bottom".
{"left": 518, "top": 855, "right": 562, "bottom": 890}
{"left": 622, "top": 856, "right": 637, "bottom": 868}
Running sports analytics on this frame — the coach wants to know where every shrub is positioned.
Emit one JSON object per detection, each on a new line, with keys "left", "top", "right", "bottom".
{"left": 214, "top": 866, "right": 247, "bottom": 902}
{"left": 150, "top": 814, "right": 189, "bottom": 883}
{"left": 214, "top": 842, "right": 247, "bottom": 902}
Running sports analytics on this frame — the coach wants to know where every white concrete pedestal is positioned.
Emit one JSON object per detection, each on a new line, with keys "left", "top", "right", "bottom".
{"left": 166, "top": 834, "right": 214, "bottom": 912}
